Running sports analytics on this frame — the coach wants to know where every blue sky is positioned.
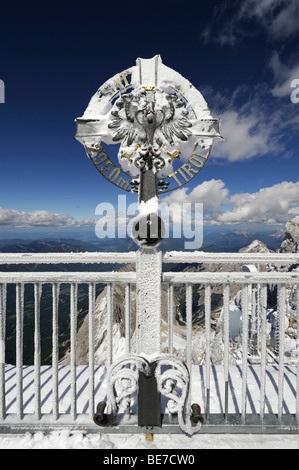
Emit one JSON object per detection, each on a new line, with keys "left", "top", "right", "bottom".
{"left": 0, "top": 0, "right": 298, "bottom": 237}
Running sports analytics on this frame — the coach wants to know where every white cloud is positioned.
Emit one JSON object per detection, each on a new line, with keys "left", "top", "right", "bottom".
{"left": 268, "top": 0, "right": 299, "bottom": 39}
{"left": 203, "top": 79, "right": 298, "bottom": 163}
{"left": 218, "top": 181, "right": 299, "bottom": 225}
{"left": 161, "top": 180, "right": 299, "bottom": 226}
{"left": 212, "top": 109, "right": 273, "bottom": 162}
{"left": 0, "top": 207, "right": 95, "bottom": 227}
{"left": 270, "top": 52, "right": 299, "bottom": 97}
{"left": 162, "top": 179, "right": 228, "bottom": 207}
{"left": 203, "top": 0, "right": 299, "bottom": 46}
{"left": 162, "top": 179, "right": 229, "bottom": 223}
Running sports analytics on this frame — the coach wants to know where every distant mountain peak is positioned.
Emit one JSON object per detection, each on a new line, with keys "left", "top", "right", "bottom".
{"left": 238, "top": 239, "right": 271, "bottom": 253}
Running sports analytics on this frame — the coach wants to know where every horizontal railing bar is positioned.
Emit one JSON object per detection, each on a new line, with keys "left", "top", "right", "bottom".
{"left": 0, "top": 413, "right": 297, "bottom": 434}
{"left": 0, "top": 251, "right": 298, "bottom": 265}
{"left": 163, "top": 251, "right": 299, "bottom": 265}
{"left": 0, "top": 252, "right": 137, "bottom": 265}
{"left": 0, "top": 271, "right": 296, "bottom": 285}
{"left": 0, "top": 272, "right": 136, "bottom": 284}
{"left": 163, "top": 271, "right": 299, "bottom": 284}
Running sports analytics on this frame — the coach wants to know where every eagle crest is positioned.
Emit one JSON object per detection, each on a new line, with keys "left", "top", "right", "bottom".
{"left": 108, "top": 88, "right": 192, "bottom": 151}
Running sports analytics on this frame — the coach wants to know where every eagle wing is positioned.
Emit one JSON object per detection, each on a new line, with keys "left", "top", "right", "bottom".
{"left": 159, "top": 95, "right": 192, "bottom": 145}
{"left": 108, "top": 94, "right": 146, "bottom": 146}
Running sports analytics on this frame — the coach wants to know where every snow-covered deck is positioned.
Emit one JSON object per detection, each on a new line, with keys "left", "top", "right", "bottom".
{"left": 1, "top": 364, "right": 297, "bottom": 433}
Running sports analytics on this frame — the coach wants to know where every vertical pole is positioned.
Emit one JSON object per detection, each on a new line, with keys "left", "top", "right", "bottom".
{"left": 136, "top": 248, "right": 162, "bottom": 427}
{"left": 136, "top": 249, "right": 162, "bottom": 356}
{"left": 250, "top": 286, "right": 258, "bottom": 357}
{"left": 70, "top": 282, "right": 78, "bottom": 420}
{"left": 107, "top": 283, "right": 114, "bottom": 368}
{"left": 125, "top": 283, "right": 131, "bottom": 418}
{"left": 277, "top": 284, "right": 286, "bottom": 424}
{"left": 205, "top": 283, "right": 211, "bottom": 423}
{"left": 223, "top": 283, "right": 230, "bottom": 422}
{"left": 296, "top": 283, "right": 299, "bottom": 426}
{"left": 16, "top": 283, "right": 24, "bottom": 421}
{"left": 241, "top": 284, "right": 249, "bottom": 424}
{"left": 52, "top": 283, "right": 59, "bottom": 420}
{"left": 186, "top": 283, "right": 193, "bottom": 418}
{"left": 259, "top": 283, "right": 267, "bottom": 424}
{"left": 167, "top": 284, "right": 174, "bottom": 355}
{"left": 89, "top": 282, "right": 95, "bottom": 420}
{"left": 34, "top": 283, "right": 42, "bottom": 421}
{"left": 0, "top": 283, "right": 6, "bottom": 421}
{"left": 125, "top": 283, "right": 131, "bottom": 355}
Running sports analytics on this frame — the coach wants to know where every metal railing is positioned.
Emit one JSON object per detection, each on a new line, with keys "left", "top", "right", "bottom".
{"left": 0, "top": 251, "right": 298, "bottom": 434}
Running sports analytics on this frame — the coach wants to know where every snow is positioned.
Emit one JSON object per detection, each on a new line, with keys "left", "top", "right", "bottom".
{"left": 0, "top": 430, "right": 297, "bottom": 449}
{"left": 3, "top": 363, "right": 296, "bottom": 416}
{"left": 1, "top": 363, "right": 297, "bottom": 449}
{"left": 138, "top": 196, "right": 159, "bottom": 215}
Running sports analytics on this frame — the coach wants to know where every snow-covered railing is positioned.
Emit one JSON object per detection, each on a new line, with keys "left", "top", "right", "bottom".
{"left": 0, "top": 250, "right": 298, "bottom": 265}
{"left": 0, "top": 252, "right": 137, "bottom": 265}
{"left": 163, "top": 271, "right": 299, "bottom": 427}
{"left": 0, "top": 253, "right": 136, "bottom": 432}
{"left": 163, "top": 251, "right": 299, "bottom": 265}
{"left": 0, "top": 251, "right": 298, "bottom": 434}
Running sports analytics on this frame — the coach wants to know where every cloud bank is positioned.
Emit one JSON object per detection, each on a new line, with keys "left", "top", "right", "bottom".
{"left": 2, "top": 180, "right": 298, "bottom": 229}
{"left": 0, "top": 207, "right": 95, "bottom": 228}
{"left": 162, "top": 180, "right": 299, "bottom": 226}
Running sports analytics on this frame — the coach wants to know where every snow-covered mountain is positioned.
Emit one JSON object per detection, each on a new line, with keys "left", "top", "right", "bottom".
{"left": 239, "top": 239, "right": 272, "bottom": 253}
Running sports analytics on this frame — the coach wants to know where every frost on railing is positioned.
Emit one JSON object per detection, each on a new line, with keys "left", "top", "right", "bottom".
{"left": 0, "top": 251, "right": 298, "bottom": 432}
{"left": 163, "top": 269, "right": 298, "bottom": 428}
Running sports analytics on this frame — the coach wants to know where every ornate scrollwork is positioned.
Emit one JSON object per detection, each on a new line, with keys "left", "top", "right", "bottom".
{"left": 94, "top": 355, "right": 151, "bottom": 427}
{"left": 154, "top": 354, "right": 202, "bottom": 436}
{"left": 94, "top": 354, "right": 203, "bottom": 435}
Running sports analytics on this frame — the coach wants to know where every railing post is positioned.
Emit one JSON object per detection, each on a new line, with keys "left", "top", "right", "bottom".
{"left": 16, "top": 283, "right": 24, "bottom": 421}
{"left": 107, "top": 283, "right": 114, "bottom": 368}
{"left": 241, "top": 284, "right": 249, "bottom": 424}
{"left": 136, "top": 248, "right": 162, "bottom": 427}
{"left": 223, "top": 283, "right": 230, "bottom": 423}
{"left": 186, "top": 283, "right": 193, "bottom": 420}
{"left": 296, "top": 283, "right": 299, "bottom": 425}
{"left": 70, "top": 283, "right": 78, "bottom": 420}
{"left": 167, "top": 283, "right": 174, "bottom": 355}
{"left": 259, "top": 283, "right": 267, "bottom": 424}
{"left": 125, "top": 283, "right": 131, "bottom": 356}
{"left": 277, "top": 284, "right": 286, "bottom": 424}
{"left": 34, "top": 283, "right": 42, "bottom": 421}
{"left": 89, "top": 282, "right": 95, "bottom": 420}
{"left": 52, "top": 283, "right": 60, "bottom": 420}
{"left": 205, "top": 283, "right": 211, "bottom": 423}
{"left": 0, "top": 283, "right": 6, "bottom": 421}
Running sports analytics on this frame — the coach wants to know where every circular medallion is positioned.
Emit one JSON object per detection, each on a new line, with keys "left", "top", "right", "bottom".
{"left": 76, "top": 55, "right": 222, "bottom": 193}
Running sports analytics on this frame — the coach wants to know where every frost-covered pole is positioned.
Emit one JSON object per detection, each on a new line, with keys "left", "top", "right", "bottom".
{"left": 0, "top": 283, "right": 6, "bottom": 421}
{"left": 75, "top": 55, "right": 221, "bottom": 434}
{"left": 136, "top": 249, "right": 162, "bottom": 357}
{"left": 277, "top": 284, "right": 286, "bottom": 424}
{"left": 136, "top": 247, "right": 162, "bottom": 427}
{"left": 259, "top": 284, "right": 268, "bottom": 424}
{"left": 296, "top": 283, "right": 299, "bottom": 425}
{"left": 133, "top": 144, "right": 164, "bottom": 428}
